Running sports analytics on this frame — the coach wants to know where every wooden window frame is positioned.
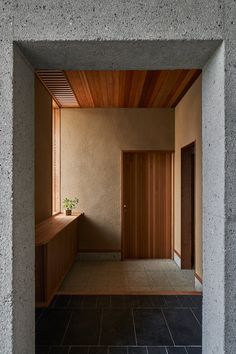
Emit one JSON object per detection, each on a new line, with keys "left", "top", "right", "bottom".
{"left": 52, "top": 100, "right": 61, "bottom": 215}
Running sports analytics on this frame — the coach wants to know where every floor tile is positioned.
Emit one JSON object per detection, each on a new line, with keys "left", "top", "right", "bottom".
{"left": 51, "top": 296, "right": 71, "bottom": 308}
{"left": 191, "top": 308, "right": 202, "bottom": 325}
{"left": 110, "top": 296, "right": 128, "bottom": 308}
{"left": 69, "top": 296, "right": 85, "bottom": 308}
{"left": 100, "top": 309, "right": 136, "bottom": 345}
{"left": 147, "top": 347, "right": 167, "bottom": 354}
{"left": 110, "top": 295, "right": 140, "bottom": 308}
{"left": 69, "top": 347, "right": 89, "bottom": 354}
{"left": 172, "top": 287, "right": 196, "bottom": 292}
{"left": 186, "top": 347, "right": 202, "bottom": 354}
{"left": 177, "top": 296, "right": 195, "bottom": 307}
{"left": 137, "top": 296, "right": 153, "bottom": 307}
{"left": 166, "top": 347, "right": 186, "bottom": 353}
{"left": 109, "top": 347, "right": 128, "bottom": 354}
{"left": 36, "top": 346, "right": 50, "bottom": 354}
{"left": 36, "top": 309, "right": 72, "bottom": 345}
{"left": 59, "top": 260, "right": 197, "bottom": 294}
{"left": 143, "top": 262, "right": 164, "bottom": 271}
{"left": 163, "top": 296, "right": 182, "bottom": 308}
{"left": 49, "top": 346, "right": 70, "bottom": 353}
{"left": 97, "top": 296, "right": 111, "bottom": 308}
{"left": 89, "top": 346, "right": 108, "bottom": 354}
{"left": 134, "top": 309, "right": 173, "bottom": 346}
{"left": 128, "top": 346, "right": 147, "bottom": 354}
{"left": 150, "top": 296, "right": 165, "bottom": 307}
{"left": 63, "top": 310, "right": 102, "bottom": 345}
{"left": 36, "top": 308, "right": 45, "bottom": 323}
{"left": 83, "top": 296, "right": 98, "bottom": 309}
{"left": 163, "top": 309, "right": 201, "bottom": 346}
{"left": 189, "top": 297, "right": 202, "bottom": 308}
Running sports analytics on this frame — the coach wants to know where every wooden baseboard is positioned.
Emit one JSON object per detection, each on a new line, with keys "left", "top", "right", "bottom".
{"left": 174, "top": 249, "right": 181, "bottom": 258}
{"left": 57, "top": 290, "right": 202, "bottom": 296}
{"left": 78, "top": 249, "right": 121, "bottom": 253}
{"left": 194, "top": 272, "right": 203, "bottom": 284}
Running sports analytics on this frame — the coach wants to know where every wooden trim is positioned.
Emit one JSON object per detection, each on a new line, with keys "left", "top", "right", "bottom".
{"left": 121, "top": 149, "right": 175, "bottom": 153}
{"left": 171, "top": 152, "right": 175, "bottom": 259}
{"left": 181, "top": 141, "right": 196, "bottom": 269}
{"left": 57, "top": 290, "right": 202, "bottom": 296}
{"left": 195, "top": 272, "right": 203, "bottom": 284}
{"left": 52, "top": 211, "right": 61, "bottom": 217}
{"left": 52, "top": 102, "right": 61, "bottom": 215}
{"left": 174, "top": 249, "right": 181, "bottom": 259}
{"left": 78, "top": 249, "right": 121, "bottom": 253}
{"left": 121, "top": 151, "right": 124, "bottom": 260}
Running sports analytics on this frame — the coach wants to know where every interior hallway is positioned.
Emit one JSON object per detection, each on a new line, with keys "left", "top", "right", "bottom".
{"left": 58, "top": 260, "right": 196, "bottom": 294}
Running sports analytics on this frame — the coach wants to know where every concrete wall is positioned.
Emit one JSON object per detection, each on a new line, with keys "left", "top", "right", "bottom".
{"left": 61, "top": 108, "right": 174, "bottom": 251}
{"left": 174, "top": 76, "right": 202, "bottom": 279}
{"left": 1, "top": 1, "right": 236, "bottom": 353}
{"left": 13, "top": 48, "right": 35, "bottom": 354}
{"left": 35, "top": 78, "right": 52, "bottom": 224}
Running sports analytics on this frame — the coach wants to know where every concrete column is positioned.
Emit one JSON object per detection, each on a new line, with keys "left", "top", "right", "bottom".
{"left": 12, "top": 47, "right": 35, "bottom": 354}
{"left": 0, "top": 3, "right": 14, "bottom": 351}
{"left": 202, "top": 44, "right": 225, "bottom": 354}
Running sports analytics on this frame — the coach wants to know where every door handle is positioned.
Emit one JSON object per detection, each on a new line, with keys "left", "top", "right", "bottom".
{"left": 123, "top": 204, "right": 127, "bottom": 208}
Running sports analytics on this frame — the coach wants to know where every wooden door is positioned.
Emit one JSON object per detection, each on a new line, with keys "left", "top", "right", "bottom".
{"left": 181, "top": 142, "right": 195, "bottom": 269}
{"left": 122, "top": 151, "right": 173, "bottom": 259}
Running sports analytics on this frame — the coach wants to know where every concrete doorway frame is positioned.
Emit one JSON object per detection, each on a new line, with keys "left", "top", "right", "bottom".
{"left": 2, "top": 40, "right": 225, "bottom": 353}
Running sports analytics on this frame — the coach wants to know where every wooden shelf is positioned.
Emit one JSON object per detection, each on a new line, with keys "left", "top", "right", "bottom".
{"left": 35, "top": 212, "right": 84, "bottom": 307}
{"left": 35, "top": 212, "right": 83, "bottom": 246}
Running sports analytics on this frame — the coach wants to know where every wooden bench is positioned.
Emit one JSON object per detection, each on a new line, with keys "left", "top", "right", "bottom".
{"left": 35, "top": 212, "right": 83, "bottom": 307}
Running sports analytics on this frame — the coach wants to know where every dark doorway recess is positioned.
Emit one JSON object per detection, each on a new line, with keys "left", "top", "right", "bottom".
{"left": 122, "top": 151, "right": 173, "bottom": 259}
{"left": 181, "top": 142, "right": 195, "bottom": 269}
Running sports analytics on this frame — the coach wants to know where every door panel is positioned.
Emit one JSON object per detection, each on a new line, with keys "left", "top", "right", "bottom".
{"left": 181, "top": 143, "right": 195, "bottom": 269}
{"left": 122, "top": 151, "right": 172, "bottom": 259}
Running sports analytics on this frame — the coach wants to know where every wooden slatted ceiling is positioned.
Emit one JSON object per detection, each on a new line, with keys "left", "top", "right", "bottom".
{"left": 36, "top": 71, "right": 78, "bottom": 107}
{"left": 36, "top": 70, "right": 201, "bottom": 108}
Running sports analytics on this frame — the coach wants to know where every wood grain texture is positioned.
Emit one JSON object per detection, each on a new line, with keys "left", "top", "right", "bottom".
{"left": 36, "top": 70, "right": 201, "bottom": 108}
{"left": 35, "top": 213, "right": 83, "bottom": 246}
{"left": 181, "top": 142, "right": 195, "bottom": 269}
{"left": 36, "top": 71, "right": 79, "bottom": 107}
{"left": 52, "top": 101, "right": 61, "bottom": 215}
{"left": 122, "top": 151, "right": 173, "bottom": 259}
{"left": 35, "top": 213, "right": 83, "bottom": 306}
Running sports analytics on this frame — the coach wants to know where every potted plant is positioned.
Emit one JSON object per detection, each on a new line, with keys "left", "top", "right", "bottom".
{"left": 63, "top": 197, "right": 79, "bottom": 216}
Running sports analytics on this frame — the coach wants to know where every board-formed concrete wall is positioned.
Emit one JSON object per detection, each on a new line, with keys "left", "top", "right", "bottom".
{"left": 0, "top": 1, "right": 236, "bottom": 353}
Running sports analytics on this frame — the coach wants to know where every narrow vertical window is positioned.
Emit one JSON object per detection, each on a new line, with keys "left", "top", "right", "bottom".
{"left": 52, "top": 100, "right": 61, "bottom": 215}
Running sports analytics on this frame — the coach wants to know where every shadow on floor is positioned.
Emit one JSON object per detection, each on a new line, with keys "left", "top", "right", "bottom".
{"left": 36, "top": 295, "right": 202, "bottom": 354}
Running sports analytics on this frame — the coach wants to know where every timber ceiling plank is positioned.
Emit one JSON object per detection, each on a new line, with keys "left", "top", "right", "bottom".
{"left": 37, "top": 69, "right": 201, "bottom": 108}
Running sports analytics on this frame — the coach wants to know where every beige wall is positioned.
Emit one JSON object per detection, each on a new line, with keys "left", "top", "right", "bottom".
{"left": 174, "top": 76, "right": 202, "bottom": 278}
{"left": 61, "top": 108, "right": 174, "bottom": 251}
{"left": 35, "top": 77, "right": 52, "bottom": 224}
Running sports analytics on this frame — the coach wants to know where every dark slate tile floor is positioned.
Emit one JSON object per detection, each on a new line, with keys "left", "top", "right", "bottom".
{"left": 36, "top": 295, "right": 202, "bottom": 354}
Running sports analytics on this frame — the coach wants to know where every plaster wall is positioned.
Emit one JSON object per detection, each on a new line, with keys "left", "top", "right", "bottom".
{"left": 0, "top": 1, "right": 235, "bottom": 353}
{"left": 61, "top": 108, "right": 174, "bottom": 251}
{"left": 174, "top": 76, "right": 202, "bottom": 279}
